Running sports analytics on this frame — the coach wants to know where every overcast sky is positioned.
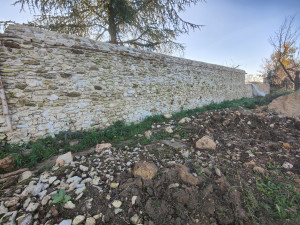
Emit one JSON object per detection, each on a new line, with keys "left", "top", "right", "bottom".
{"left": 1, "top": 0, "right": 300, "bottom": 75}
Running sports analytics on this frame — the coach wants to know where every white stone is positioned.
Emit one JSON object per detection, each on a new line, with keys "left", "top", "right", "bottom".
{"left": 163, "top": 113, "right": 172, "bottom": 119}
{"left": 180, "top": 150, "right": 190, "bottom": 158}
{"left": 19, "top": 214, "right": 33, "bottom": 225}
{"left": 0, "top": 211, "right": 17, "bottom": 224}
{"left": 215, "top": 167, "right": 222, "bottom": 176}
{"left": 168, "top": 183, "right": 179, "bottom": 189}
{"left": 75, "top": 187, "right": 86, "bottom": 195}
{"left": 114, "top": 208, "right": 123, "bottom": 215}
{"left": 165, "top": 126, "right": 173, "bottom": 133}
{"left": 23, "top": 198, "right": 31, "bottom": 209}
{"left": 39, "top": 190, "right": 47, "bottom": 199}
{"left": 95, "top": 143, "right": 112, "bottom": 152}
{"left": 110, "top": 183, "right": 119, "bottom": 188}
{"left": 26, "top": 202, "right": 40, "bottom": 212}
{"left": 282, "top": 162, "right": 293, "bottom": 169}
{"left": 4, "top": 197, "right": 19, "bottom": 207}
{"left": 85, "top": 217, "right": 96, "bottom": 225}
{"left": 55, "top": 152, "right": 73, "bottom": 166}
{"left": 131, "top": 196, "right": 137, "bottom": 205}
{"left": 53, "top": 180, "right": 61, "bottom": 186}
{"left": 112, "top": 200, "right": 122, "bottom": 208}
{"left": 130, "top": 214, "right": 140, "bottom": 224}
{"left": 93, "top": 214, "right": 100, "bottom": 220}
{"left": 0, "top": 202, "right": 8, "bottom": 214}
{"left": 92, "top": 177, "right": 100, "bottom": 185}
{"left": 19, "top": 171, "right": 33, "bottom": 182}
{"left": 178, "top": 117, "right": 191, "bottom": 124}
{"left": 67, "top": 176, "right": 82, "bottom": 184}
{"left": 64, "top": 201, "right": 76, "bottom": 209}
{"left": 48, "top": 176, "right": 57, "bottom": 184}
{"left": 72, "top": 215, "right": 85, "bottom": 225}
{"left": 82, "top": 178, "right": 92, "bottom": 184}
{"left": 76, "top": 193, "right": 83, "bottom": 201}
{"left": 33, "top": 183, "right": 49, "bottom": 196}
{"left": 59, "top": 220, "right": 72, "bottom": 225}
{"left": 80, "top": 165, "right": 89, "bottom": 172}
{"left": 41, "top": 195, "right": 51, "bottom": 206}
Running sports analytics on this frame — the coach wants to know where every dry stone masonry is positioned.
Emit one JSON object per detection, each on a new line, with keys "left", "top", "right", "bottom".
{"left": 0, "top": 25, "right": 269, "bottom": 143}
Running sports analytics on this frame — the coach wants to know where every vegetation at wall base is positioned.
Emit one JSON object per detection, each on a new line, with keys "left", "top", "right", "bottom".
{"left": 0, "top": 91, "right": 291, "bottom": 170}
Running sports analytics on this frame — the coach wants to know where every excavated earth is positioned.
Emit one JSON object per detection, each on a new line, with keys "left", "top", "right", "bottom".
{"left": 0, "top": 106, "right": 300, "bottom": 225}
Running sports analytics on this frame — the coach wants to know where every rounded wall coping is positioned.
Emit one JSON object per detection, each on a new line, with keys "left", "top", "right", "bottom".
{"left": 4, "top": 24, "right": 246, "bottom": 75}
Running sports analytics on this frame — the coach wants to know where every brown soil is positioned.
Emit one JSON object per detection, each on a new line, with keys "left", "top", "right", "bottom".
{"left": 2, "top": 106, "right": 300, "bottom": 225}
{"left": 268, "top": 90, "right": 300, "bottom": 118}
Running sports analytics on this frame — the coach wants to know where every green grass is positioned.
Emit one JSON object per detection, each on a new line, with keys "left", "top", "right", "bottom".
{"left": 266, "top": 162, "right": 282, "bottom": 170}
{"left": 256, "top": 174, "right": 300, "bottom": 219}
{"left": 0, "top": 91, "right": 291, "bottom": 170}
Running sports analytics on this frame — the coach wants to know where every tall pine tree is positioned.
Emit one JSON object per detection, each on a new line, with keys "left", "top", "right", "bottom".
{"left": 14, "top": 0, "right": 204, "bottom": 53}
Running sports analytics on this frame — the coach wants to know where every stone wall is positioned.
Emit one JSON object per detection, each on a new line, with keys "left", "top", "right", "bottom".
{"left": 247, "top": 82, "right": 270, "bottom": 95}
{"left": 0, "top": 25, "right": 269, "bottom": 143}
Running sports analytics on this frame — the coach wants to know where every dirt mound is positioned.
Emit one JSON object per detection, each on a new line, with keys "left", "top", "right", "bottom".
{"left": 93, "top": 163, "right": 249, "bottom": 225}
{"left": 1, "top": 107, "right": 300, "bottom": 225}
{"left": 268, "top": 91, "right": 300, "bottom": 118}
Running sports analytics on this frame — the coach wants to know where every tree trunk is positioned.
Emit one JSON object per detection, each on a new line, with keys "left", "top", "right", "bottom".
{"left": 295, "top": 71, "right": 299, "bottom": 91}
{"left": 108, "top": 1, "right": 118, "bottom": 44}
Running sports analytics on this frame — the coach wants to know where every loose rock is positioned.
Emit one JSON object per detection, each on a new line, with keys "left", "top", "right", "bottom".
{"left": 4, "top": 197, "right": 19, "bottom": 207}
{"left": 72, "top": 215, "right": 85, "bottom": 225}
{"left": 282, "top": 162, "right": 293, "bottom": 169}
{"left": 85, "top": 217, "right": 96, "bottom": 225}
{"left": 112, "top": 200, "right": 122, "bottom": 208}
{"left": 110, "top": 183, "right": 119, "bottom": 188}
{"left": 59, "top": 220, "right": 72, "bottom": 225}
{"left": 178, "top": 117, "right": 191, "bottom": 124}
{"left": 80, "top": 165, "right": 89, "bottom": 172}
{"left": 19, "top": 171, "right": 33, "bottom": 182}
{"left": 253, "top": 166, "right": 265, "bottom": 174}
{"left": 130, "top": 214, "right": 140, "bottom": 224}
{"left": 195, "top": 136, "right": 216, "bottom": 150}
{"left": 0, "top": 156, "right": 14, "bottom": 171}
{"left": 19, "top": 214, "right": 33, "bottom": 225}
{"left": 26, "top": 202, "right": 40, "bottom": 212}
{"left": 165, "top": 126, "right": 173, "bottom": 133}
{"left": 55, "top": 152, "right": 73, "bottom": 167}
{"left": 163, "top": 113, "right": 172, "bottom": 119}
{"left": 132, "top": 196, "right": 138, "bottom": 205}
{"left": 0, "top": 202, "right": 8, "bottom": 215}
{"left": 95, "top": 143, "right": 112, "bottom": 152}
{"left": 145, "top": 130, "right": 152, "bottom": 139}
{"left": 64, "top": 201, "right": 76, "bottom": 209}
{"left": 133, "top": 161, "right": 158, "bottom": 180}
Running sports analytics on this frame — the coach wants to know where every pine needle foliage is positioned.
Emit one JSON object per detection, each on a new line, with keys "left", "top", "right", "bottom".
{"left": 14, "top": 0, "right": 205, "bottom": 53}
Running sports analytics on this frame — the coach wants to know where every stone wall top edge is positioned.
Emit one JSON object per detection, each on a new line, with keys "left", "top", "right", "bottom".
{"left": 4, "top": 24, "right": 246, "bottom": 74}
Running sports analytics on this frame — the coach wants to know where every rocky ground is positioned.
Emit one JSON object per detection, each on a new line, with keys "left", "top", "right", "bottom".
{"left": 0, "top": 105, "right": 299, "bottom": 225}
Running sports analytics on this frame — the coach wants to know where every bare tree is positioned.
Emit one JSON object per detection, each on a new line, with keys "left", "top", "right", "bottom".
{"left": 269, "top": 15, "right": 300, "bottom": 90}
